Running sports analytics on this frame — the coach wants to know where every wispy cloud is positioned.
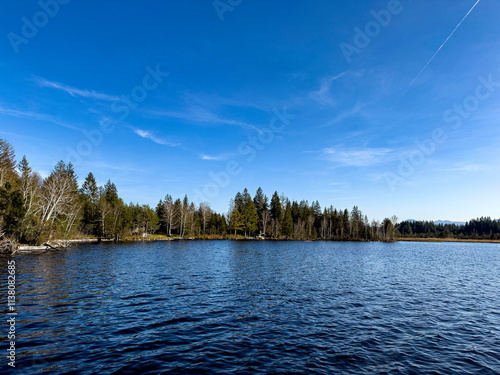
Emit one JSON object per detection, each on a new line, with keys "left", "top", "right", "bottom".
{"left": 440, "top": 162, "right": 489, "bottom": 172}
{"left": 133, "top": 128, "right": 179, "bottom": 147}
{"left": 201, "top": 153, "right": 233, "bottom": 161}
{"left": 180, "top": 91, "right": 270, "bottom": 113}
{"left": 320, "top": 102, "right": 364, "bottom": 128}
{"left": 86, "top": 161, "right": 143, "bottom": 174}
{"left": 322, "top": 146, "right": 394, "bottom": 167}
{"left": 309, "top": 70, "right": 350, "bottom": 105}
{"left": 34, "top": 77, "right": 121, "bottom": 102}
{"left": 146, "top": 107, "right": 263, "bottom": 133}
{"left": 0, "top": 104, "right": 82, "bottom": 131}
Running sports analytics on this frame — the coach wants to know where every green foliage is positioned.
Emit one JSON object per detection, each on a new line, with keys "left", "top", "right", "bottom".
{"left": 270, "top": 191, "right": 282, "bottom": 237}
{"left": 382, "top": 218, "right": 395, "bottom": 242}
{"left": 242, "top": 188, "right": 258, "bottom": 236}
{"left": 1, "top": 138, "right": 496, "bottom": 244}
{"left": 0, "top": 138, "right": 18, "bottom": 187}
{"left": 80, "top": 172, "right": 100, "bottom": 236}
{"left": 270, "top": 191, "right": 282, "bottom": 222}
{"left": 282, "top": 201, "right": 293, "bottom": 237}
{"left": 0, "top": 183, "right": 26, "bottom": 240}
{"left": 229, "top": 197, "right": 244, "bottom": 235}
{"left": 397, "top": 217, "right": 500, "bottom": 240}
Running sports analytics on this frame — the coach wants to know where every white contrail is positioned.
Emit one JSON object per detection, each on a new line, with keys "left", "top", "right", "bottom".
{"left": 394, "top": 0, "right": 482, "bottom": 105}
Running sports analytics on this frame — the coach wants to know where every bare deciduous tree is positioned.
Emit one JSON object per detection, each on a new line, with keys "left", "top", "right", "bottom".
{"left": 261, "top": 209, "right": 270, "bottom": 236}
{"left": 199, "top": 202, "right": 211, "bottom": 235}
{"left": 164, "top": 194, "right": 175, "bottom": 236}
{"left": 38, "top": 161, "right": 79, "bottom": 226}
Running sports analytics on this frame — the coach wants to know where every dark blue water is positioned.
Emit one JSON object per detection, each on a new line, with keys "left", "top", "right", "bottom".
{"left": 3, "top": 241, "right": 500, "bottom": 374}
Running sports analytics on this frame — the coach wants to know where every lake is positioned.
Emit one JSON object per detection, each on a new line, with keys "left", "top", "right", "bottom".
{"left": 5, "top": 241, "right": 500, "bottom": 374}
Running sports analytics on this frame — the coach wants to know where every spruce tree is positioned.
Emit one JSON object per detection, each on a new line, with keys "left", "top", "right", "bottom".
{"left": 282, "top": 201, "right": 293, "bottom": 237}
{"left": 242, "top": 188, "right": 258, "bottom": 236}
{"left": 270, "top": 191, "right": 282, "bottom": 237}
{"left": 81, "top": 172, "right": 100, "bottom": 236}
{"left": 0, "top": 138, "right": 17, "bottom": 187}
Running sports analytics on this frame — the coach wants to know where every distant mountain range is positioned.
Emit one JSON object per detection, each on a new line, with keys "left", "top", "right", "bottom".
{"left": 434, "top": 220, "right": 466, "bottom": 226}
{"left": 404, "top": 219, "right": 467, "bottom": 226}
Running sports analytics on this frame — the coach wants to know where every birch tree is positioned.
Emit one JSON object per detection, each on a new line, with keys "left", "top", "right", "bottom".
{"left": 261, "top": 209, "right": 270, "bottom": 236}
{"left": 164, "top": 194, "right": 175, "bottom": 236}
{"left": 199, "top": 202, "right": 211, "bottom": 235}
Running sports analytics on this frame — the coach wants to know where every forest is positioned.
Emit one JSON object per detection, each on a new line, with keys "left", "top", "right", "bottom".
{"left": 1, "top": 138, "right": 498, "bottom": 245}
{"left": 397, "top": 218, "right": 500, "bottom": 240}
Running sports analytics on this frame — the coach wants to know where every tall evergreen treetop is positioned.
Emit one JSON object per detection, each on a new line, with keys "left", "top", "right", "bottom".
{"left": 0, "top": 138, "right": 17, "bottom": 187}
{"left": 270, "top": 191, "right": 282, "bottom": 222}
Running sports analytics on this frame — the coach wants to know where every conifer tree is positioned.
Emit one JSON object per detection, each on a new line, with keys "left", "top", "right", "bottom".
{"left": 242, "top": 188, "right": 258, "bottom": 236}
{"left": 80, "top": 172, "right": 100, "bottom": 236}
{"left": 270, "top": 191, "right": 282, "bottom": 237}
{"left": 228, "top": 197, "right": 243, "bottom": 235}
{"left": 0, "top": 138, "right": 17, "bottom": 187}
{"left": 282, "top": 200, "right": 293, "bottom": 237}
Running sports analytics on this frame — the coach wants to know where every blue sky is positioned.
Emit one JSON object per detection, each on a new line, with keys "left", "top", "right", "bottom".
{"left": 1, "top": 0, "right": 499, "bottom": 221}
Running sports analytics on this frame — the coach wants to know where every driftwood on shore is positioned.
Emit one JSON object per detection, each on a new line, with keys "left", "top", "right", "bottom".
{"left": 14, "top": 238, "right": 115, "bottom": 253}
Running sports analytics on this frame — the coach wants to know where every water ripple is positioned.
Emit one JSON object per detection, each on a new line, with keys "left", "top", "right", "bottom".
{"left": 4, "top": 241, "right": 500, "bottom": 374}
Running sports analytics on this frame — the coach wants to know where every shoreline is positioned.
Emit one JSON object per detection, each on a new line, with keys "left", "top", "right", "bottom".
{"left": 12, "top": 236, "right": 500, "bottom": 253}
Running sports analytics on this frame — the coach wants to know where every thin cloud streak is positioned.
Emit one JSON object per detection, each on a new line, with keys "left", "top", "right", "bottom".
{"left": 133, "top": 128, "right": 179, "bottom": 147}
{"left": 320, "top": 102, "right": 364, "bottom": 128}
{"left": 34, "top": 77, "right": 121, "bottom": 102}
{"left": 440, "top": 162, "right": 489, "bottom": 172}
{"left": 322, "top": 146, "right": 395, "bottom": 167}
{"left": 310, "top": 70, "right": 350, "bottom": 105}
{"left": 394, "top": 0, "right": 482, "bottom": 105}
{"left": 0, "top": 105, "right": 82, "bottom": 131}
{"left": 146, "top": 107, "right": 263, "bottom": 133}
{"left": 201, "top": 153, "right": 233, "bottom": 161}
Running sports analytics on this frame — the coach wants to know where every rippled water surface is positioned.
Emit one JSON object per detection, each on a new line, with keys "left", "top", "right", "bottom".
{"left": 4, "top": 241, "right": 500, "bottom": 374}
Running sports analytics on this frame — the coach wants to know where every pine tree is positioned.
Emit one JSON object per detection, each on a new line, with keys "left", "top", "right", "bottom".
{"left": 282, "top": 200, "right": 293, "bottom": 237}
{"left": 270, "top": 191, "right": 282, "bottom": 237}
{"left": 253, "top": 187, "right": 268, "bottom": 234}
{"left": 80, "top": 172, "right": 100, "bottom": 236}
{"left": 228, "top": 197, "right": 244, "bottom": 235}
{"left": 342, "top": 209, "right": 349, "bottom": 239}
{"left": 0, "top": 182, "right": 26, "bottom": 240}
{"left": 17, "top": 155, "right": 40, "bottom": 242}
{"left": 156, "top": 199, "right": 167, "bottom": 233}
{"left": 242, "top": 188, "right": 258, "bottom": 236}
{"left": 0, "top": 138, "right": 17, "bottom": 187}
{"left": 173, "top": 198, "right": 182, "bottom": 235}
{"left": 101, "top": 180, "right": 123, "bottom": 240}
{"left": 182, "top": 195, "right": 190, "bottom": 237}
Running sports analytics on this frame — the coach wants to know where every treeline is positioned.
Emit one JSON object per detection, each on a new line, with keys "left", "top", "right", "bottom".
{"left": 0, "top": 138, "right": 158, "bottom": 244}
{"left": 0, "top": 138, "right": 398, "bottom": 244}
{"left": 398, "top": 218, "right": 500, "bottom": 240}
{"left": 1, "top": 138, "right": 496, "bottom": 244}
{"left": 155, "top": 195, "right": 227, "bottom": 237}
{"left": 224, "top": 188, "right": 397, "bottom": 241}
